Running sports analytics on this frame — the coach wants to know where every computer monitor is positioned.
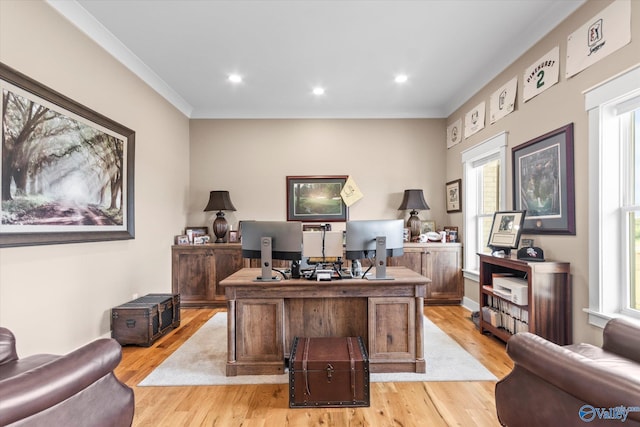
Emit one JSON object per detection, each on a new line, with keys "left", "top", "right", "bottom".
{"left": 345, "top": 219, "right": 404, "bottom": 280}
{"left": 241, "top": 221, "right": 303, "bottom": 282}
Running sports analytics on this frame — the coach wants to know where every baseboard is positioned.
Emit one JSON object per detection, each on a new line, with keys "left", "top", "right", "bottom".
{"left": 462, "top": 297, "right": 479, "bottom": 313}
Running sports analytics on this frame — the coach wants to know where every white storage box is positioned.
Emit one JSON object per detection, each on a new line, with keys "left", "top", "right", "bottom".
{"left": 493, "top": 276, "right": 528, "bottom": 305}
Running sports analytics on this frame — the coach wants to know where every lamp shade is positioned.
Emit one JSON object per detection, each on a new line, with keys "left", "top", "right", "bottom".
{"left": 203, "top": 191, "right": 236, "bottom": 212}
{"left": 398, "top": 189, "right": 429, "bottom": 211}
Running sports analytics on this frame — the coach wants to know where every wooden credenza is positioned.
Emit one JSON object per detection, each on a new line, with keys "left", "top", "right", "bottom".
{"left": 172, "top": 242, "right": 462, "bottom": 307}
{"left": 220, "top": 267, "right": 429, "bottom": 376}
{"left": 389, "top": 243, "right": 463, "bottom": 305}
{"left": 171, "top": 244, "right": 245, "bottom": 307}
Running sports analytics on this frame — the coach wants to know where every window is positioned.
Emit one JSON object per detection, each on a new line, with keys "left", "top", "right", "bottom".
{"left": 623, "top": 106, "right": 640, "bottom": 314}
{"left": 461, "top": 132, "right": 507, "bottom": 279}
{"left": 585, "top": 65, "right": 640, "bottom": 326}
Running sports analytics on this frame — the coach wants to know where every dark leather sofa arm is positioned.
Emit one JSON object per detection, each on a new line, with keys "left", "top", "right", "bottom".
{"left": 0, "top": 327, "right": 18, "bottom": 365}
{"left": 506, "top": 332, "right": 640, "bottom": 419}
{"left": 603, "top": 318, "right": 640, "bottom": 364}
{"left": 0, "top": 338, "right": 123, "bottom": 425}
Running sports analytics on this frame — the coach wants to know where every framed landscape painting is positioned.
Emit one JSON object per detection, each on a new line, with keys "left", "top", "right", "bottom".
{"left": 512, "top": 123, "right": 575, "bottom": 235}
{"left": 286, "top": 175, "right": 348, "bottom": 222}
{"left": 0, "top": 63, "right": 135, "bottom": 247}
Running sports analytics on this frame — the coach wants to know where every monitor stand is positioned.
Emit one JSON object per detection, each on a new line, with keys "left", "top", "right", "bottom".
{"left": 254, "top": 237, "right": 280, "bottom": 282}
{"left": 366, "top": 236, "right": 394, "bottom": 280}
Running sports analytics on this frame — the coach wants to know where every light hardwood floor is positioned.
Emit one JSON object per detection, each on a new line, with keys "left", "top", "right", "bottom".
{"left": 115, "top": 305, "right": 513, "bottom": 427}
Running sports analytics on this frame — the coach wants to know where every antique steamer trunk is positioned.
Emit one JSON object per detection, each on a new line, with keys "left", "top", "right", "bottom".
{"left": 111, "top": 293, "right": 180, "bottom": 346}
{"left": 289, "top": 336, "right": 370, "bottom": 408}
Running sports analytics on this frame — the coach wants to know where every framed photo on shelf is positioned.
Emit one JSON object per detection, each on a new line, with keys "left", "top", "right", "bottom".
{"left": 443, "top": 226, "right": 459, "bottom": 242}
{"left": 521, "top": 238, "right": 535, "bottom": 248}
{"left": 487, "top": 210, "right": 526, "bottom": 250}
{"left": 445, "top": 179, "right": 462, "bottom": 213}
{"left": 175, "top": 235, "right": 189, "bottom": 245}
{"left": 228, "top": 230, "right": 239, "bottom": 243}
{"left": 185, "top": 226, "right": 208, "bottom": 243}
{"left": 193, "top": 235, "right": 210, "bottom": 244}
{"left": 286, "top": 175, "right": 348, "bottom": 222}
{"left": 421, "top": 220, "right": 436, "bottom": 234}
{"left": 512, "top": 123, "right": 575, "bottom": 235}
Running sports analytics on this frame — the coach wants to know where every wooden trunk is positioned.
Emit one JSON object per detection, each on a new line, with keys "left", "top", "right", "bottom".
{"left": 289, "top": 336, "right": 370, "bottom": 408}
{"left": 111, "top": 293, "right": 180, "bottom": 346}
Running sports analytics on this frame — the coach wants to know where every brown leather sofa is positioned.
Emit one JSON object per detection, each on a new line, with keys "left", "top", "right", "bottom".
{"left": 495, "top": 318, "right": 640, "bottom": 427}
{"left": 0, "top": 327, "right": 134, "bottom": 426}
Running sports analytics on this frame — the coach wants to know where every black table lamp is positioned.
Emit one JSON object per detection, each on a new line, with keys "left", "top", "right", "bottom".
{"left": 204, "top": 190, "right": 236, "bottom": 243}
{"left": 398, "top": 189, "right": 430, "bottom": 240}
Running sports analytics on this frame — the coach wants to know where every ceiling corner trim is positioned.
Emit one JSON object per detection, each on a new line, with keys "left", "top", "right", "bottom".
{"left": 46, "top": 0, "right": 193, "bottom": 117}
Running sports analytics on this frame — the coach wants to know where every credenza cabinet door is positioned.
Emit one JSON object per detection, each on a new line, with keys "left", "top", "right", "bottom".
{"left": 390, "top": 243, "right": 463, "bottom": 305}
{"left": 423, "top": 245, "right": 463, "bottom": 305}
{"left": 172, "top": 244, "right": 244, "bottom": 307}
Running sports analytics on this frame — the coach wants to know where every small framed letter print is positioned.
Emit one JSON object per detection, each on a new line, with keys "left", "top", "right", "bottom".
{"left": 446, "top": 179, "right": 462, "bottom": 213}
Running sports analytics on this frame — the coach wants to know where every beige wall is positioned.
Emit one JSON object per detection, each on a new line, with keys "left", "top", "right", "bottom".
{"left": 446, "top": 0, "right": 640, "bottom": 344}
{"left": 189, "top": 119, "right": 446, "bottom": 231}
{"left": 0, "top": 1, "right": 190, "bottom": 355}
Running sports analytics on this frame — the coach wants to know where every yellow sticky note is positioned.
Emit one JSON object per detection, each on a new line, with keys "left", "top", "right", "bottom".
{"left": 341, "top": 176, "right": 363, "bottom": 207}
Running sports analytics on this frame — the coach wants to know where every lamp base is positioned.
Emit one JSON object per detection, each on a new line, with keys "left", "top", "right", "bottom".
{"left": 407, "top": 210, "right": 422, "bottom": 240}
{"left": 213, "top": 211, "right": 228, "bottom": 243}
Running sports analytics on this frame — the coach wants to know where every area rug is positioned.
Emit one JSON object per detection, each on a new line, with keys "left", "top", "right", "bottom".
{"left": 138, "top": 313, "right": 496, "bottom": 386}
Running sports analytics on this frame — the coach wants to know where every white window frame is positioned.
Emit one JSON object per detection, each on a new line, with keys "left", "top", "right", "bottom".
{"left": 461, "top": 132, "right": 507, "bottom": 281}
{"left": 585, "top": 64, "right": 640, "bottom": 328}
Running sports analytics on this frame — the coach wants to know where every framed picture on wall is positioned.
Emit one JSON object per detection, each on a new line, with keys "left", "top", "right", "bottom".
{"left": 446, "top": 179, "right": 462, "bottom": 213}
{"left": 0, "top": 63, "right": 135, "bottom": 248}
{"left": 286, "top": 176, "right": 348, "bottom": 222}
{"left": 512, "top": 123, "right": 575, "bottom": 235}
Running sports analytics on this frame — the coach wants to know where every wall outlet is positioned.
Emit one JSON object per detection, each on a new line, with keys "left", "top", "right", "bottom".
{"left": 132, "top": 293, "right": 139, "bottom": 300}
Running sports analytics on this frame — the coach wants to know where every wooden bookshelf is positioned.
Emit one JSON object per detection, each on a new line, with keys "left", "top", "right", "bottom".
{"left": 478, "top": 254, "right": 572, "bottom": 345}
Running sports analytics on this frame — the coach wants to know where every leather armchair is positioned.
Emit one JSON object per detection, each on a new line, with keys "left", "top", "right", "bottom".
{"left": 495, "top": 318, "right": 640, "bottom": 427}
{"left": 0, "top": 327, "right": 134, "bottom": 427}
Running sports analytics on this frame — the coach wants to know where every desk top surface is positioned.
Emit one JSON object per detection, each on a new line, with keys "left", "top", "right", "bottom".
{"left": 220, "top": 266, "right": 430, "bottom": 287}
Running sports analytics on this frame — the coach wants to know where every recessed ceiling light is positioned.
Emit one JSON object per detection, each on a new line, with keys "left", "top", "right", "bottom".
{"left": 312, "top": 87, "right": 325, "bottom": 96}
{"left": 395, "top": 74, "right": 408, "bottom": 84}
{"left": 228, "top": 74, "right": 243, "bottom": 83}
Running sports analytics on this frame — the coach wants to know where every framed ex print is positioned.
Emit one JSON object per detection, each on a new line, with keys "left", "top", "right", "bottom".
{"left": 446, "top": 179, "right": 462, "bottom": 213}
{"left": 512, "top": 123, "right": 575, "bottom": 235}
{"left": 0, "top": 62, "right": 135, "bottom": 247}
{"left": 487, "top": 210, "right": 526, "bottom": 250}
{"left": 286, "top": 176, "right": 348, "bottom": 222}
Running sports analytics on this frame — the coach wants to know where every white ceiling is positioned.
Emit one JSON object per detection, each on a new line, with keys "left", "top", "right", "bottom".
{"left": 49, "top": 0, "right": 585, "bottom": 119}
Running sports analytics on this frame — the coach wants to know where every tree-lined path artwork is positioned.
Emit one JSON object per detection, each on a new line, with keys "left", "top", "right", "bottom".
{"left": 2, "top": 87, "right": 125, "bottom": 228}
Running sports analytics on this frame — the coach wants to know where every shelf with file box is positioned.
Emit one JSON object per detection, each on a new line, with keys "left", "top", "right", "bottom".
{"left": 478, "top": 254, "right": 572, "bottom": 345}
{"left": 482, "top": 274, "right": 529, "bottom": 336}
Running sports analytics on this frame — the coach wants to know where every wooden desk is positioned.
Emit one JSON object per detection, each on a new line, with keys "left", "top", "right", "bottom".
{"left": 220, "top": 267, "right": 429, "bottom": 376}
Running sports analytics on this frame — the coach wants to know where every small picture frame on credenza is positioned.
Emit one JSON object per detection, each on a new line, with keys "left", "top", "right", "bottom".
{"left": 175, "top": 235, "right": 189, "bottom": 245}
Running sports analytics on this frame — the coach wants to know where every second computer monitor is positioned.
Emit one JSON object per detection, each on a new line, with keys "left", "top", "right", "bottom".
{"left": 345, "top": 219, "right": 404, "bottom": 280}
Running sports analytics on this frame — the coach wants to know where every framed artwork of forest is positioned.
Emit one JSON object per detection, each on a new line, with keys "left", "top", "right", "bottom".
{"left": 0, "top": 63, "right": 135, "bottom": 247}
